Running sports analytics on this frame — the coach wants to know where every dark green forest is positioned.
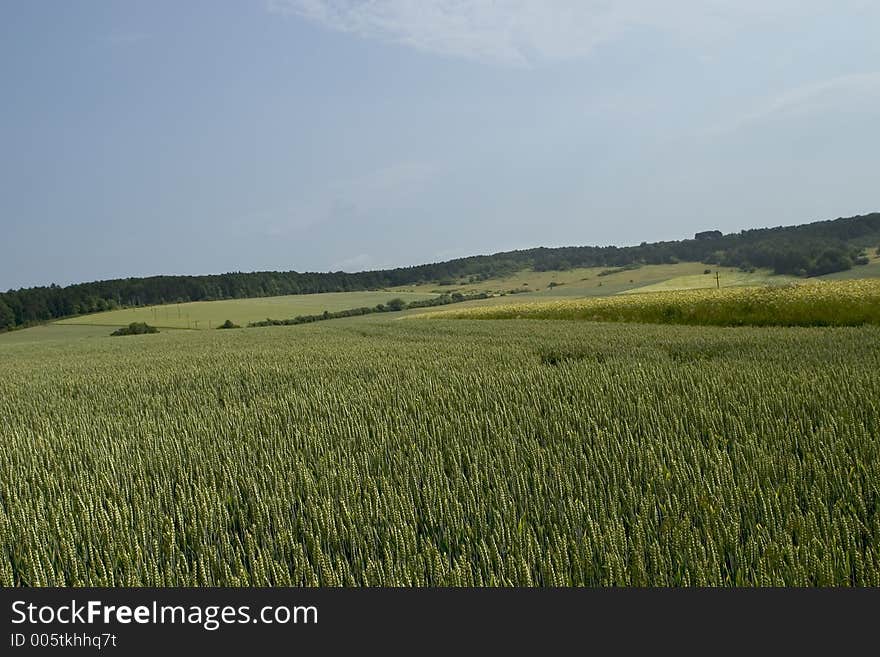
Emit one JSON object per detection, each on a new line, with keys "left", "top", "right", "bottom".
{"left": 1, "top": 212, "right": 878, "bottom": 331}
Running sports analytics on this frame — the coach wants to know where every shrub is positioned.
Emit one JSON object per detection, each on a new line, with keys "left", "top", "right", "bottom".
{"left": 597, "top": 264, "right": 641, "bottom": 277}
{"left": 217, "top": 320, "right": 241, "bottom": 329}
{"left": 806, "top": 248, "right": 852, "bottom": 276}
{"left": 110, "top": 322, "right": 159, "bottom": 336}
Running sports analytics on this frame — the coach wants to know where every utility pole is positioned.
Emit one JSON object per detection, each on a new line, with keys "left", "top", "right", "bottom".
{"left": 715, "top": 271, "right": 720, "bottom": 289}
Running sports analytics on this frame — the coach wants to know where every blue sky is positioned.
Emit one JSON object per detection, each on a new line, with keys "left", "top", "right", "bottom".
{"left": 2, "top": 1, "right": 879, "bottom": 289}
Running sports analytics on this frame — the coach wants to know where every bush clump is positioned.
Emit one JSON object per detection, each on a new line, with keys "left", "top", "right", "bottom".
{"left": 250, "top": 293, "right": 489, "bottom": 327}
{"left": 111, "top": 322, "right": 159, "bottom": 336}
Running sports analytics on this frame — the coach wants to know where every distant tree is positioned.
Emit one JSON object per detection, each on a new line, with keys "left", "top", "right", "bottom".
{"left": 217, "top": 319, "right": 240, "bottom": 329}
{"left": 385, "top": 298, "right": 407, "bottom": 311}
{"left": 111, "top": 322, "right": 159, "bottom": 336}
{"left": 0, "top": 298, "right": 14, "bottom": 331}
{"left": 807, "top": 248, "right": 852, "bottom": 277}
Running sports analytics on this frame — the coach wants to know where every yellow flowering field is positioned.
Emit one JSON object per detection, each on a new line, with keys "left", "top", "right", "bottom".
{"left": 419, "top": 279, "right": 880, "bottom": 326}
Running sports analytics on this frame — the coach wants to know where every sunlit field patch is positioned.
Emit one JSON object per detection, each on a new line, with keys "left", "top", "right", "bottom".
{"left": 419, "top": 279, "right": 880, "bottom": 327}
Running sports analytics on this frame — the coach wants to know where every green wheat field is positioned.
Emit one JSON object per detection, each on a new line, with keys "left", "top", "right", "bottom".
{"left": 2, "top": 300, "right": 879, "bottom": 585}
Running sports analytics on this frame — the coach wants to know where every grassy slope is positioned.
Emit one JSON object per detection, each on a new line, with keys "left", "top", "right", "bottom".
{"left": 621, "top": 270, "right": 800, "bottom": 294}
{"left": 0, "top": 324, "right": 120, "bottom": 346}
{"left": 34, "top": 263, "right": 721, "bottom": 332}
{"left": 393, "top": 262, "right": 714, "bottom": 297}
{"left": 392, "top": 262, "right": 776, "bottom": 316}
{"left": 55, "top": 290, "right": 436, "bottom": 330}
{"left": 397, "top": 256, "right": 880, "bottom": 314}
{"left": 9, "top": 256, "right": 879, "bottom": 340}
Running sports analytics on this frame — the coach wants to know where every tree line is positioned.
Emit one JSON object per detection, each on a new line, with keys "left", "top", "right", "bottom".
{"left": 1, "top": 212, "right": 878, "bottom": 331}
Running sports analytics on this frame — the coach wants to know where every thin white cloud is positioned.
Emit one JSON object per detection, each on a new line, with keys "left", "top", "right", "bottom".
{"left": 330, "top": 253, "right": 389, "bottom": 271}
{"left": 236, "top": 160, "right": 437, "bottom": 238}
{"left": 268, "top": 1, "right": 858, "bottom": 65}
{"left": 709, "top": 72, "right": 880, "bottom": 135}
{"left": 338, "top": 160, "right": 436, "bottom": 202}
{"left": 741, "top": 72, "right": 880, "bottom": 123}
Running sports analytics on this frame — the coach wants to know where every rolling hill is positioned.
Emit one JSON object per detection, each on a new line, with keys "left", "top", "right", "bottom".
{"left": 1, "top": 211, "right": 878, "bottom": 333}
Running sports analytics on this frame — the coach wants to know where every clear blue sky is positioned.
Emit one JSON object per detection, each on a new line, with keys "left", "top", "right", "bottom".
{"left": 2, "top": 2, "right": 878, "bottom": 289}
